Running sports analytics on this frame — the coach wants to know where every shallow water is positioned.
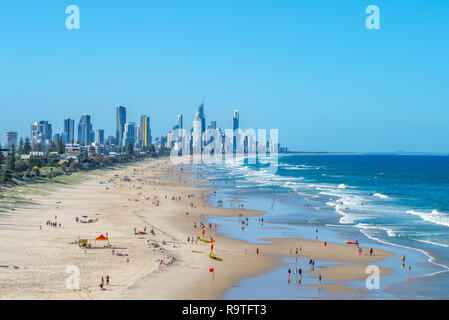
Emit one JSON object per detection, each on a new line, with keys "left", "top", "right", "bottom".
{"left": 195, "top": 155, "right": 449, "bottom": 299}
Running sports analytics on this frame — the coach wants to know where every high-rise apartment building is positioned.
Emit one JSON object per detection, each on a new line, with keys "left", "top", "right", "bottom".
{"left": 116, "top": 105, "right": 127, "bottom": 147}
{"left": 6, "top": 131, "right": 18, "bottom": 149}
{"left": 233, "top": 109, "right": 239, "bottom": 153}
{"left": 96, "top": 129, "right": 105, "bottom": 145}
{"left": 31, "top": 121, "right": 52, "bottom": 146}
{"left": 140, "top": 115, "right": 151, "bottom": 148}
{"left": 122, "top": 122, "right": 136, "bottom": 148}
{"left": 63, "top": 118, "right": 75, "bottom": 144}
{"left": 77, "top": 114, "right": 94, "bottom": 146}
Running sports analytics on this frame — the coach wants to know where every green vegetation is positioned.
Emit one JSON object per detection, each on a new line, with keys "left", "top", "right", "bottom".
{"left": 0, "top": 142, "right": 164, "bottom": 187}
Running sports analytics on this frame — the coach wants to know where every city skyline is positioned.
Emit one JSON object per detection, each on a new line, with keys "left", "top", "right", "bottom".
{"left": 1, "top": 102, "right": 255, "bottom": 154}
{"left": 0, "top": 1, "right": 448, "bottom": 152}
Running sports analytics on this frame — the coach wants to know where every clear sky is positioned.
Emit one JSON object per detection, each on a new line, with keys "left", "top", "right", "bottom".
{"left": 0, "top": 0, "right": 448, "bottom": 152}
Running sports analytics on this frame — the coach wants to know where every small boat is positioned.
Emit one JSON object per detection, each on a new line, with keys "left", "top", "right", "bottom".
{"left": 345, "top": 240, "right": 359, "bottom": 245}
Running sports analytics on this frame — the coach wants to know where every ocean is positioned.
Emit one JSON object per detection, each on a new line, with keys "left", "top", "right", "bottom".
{"left": 195, "top": 154, "right": 449, "bottom": 299}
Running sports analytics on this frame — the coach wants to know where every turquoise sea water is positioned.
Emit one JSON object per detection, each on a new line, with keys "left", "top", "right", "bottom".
{"left": 195, "top": 154, "right": 449, "bottom": 299}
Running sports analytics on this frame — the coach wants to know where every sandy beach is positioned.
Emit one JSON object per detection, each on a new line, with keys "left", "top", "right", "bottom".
{"left": 0, "top": 158, "right": 394, "bottom": 299}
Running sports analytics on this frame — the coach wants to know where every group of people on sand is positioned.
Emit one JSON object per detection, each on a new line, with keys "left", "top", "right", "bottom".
{"left": 99, "top": 275, "right": 110, "bottom": 290}
{"left": 187, "top": 236, "right": 199, "bottom": 245}
{"left": 46, "top": 216, "right": 60, "bottom": 228}
{"left": 358, "top": 247, "right": 375, "bottom": 256}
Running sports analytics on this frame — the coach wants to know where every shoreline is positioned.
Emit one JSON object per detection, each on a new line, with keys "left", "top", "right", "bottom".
{"left": 0, "top": 159, "right": 398, "bottom": 299}
{"left": 198, "top": 170, "right": 448, "bottom": 299}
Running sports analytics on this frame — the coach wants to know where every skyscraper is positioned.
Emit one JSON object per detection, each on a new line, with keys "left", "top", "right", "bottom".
{"left": 122, "top": 122, "right": 136, "bottom": 148}
{"left": 77, "top": 114, "right": 93, "bottom": 146}
{"left": 193, "top": 103, "right": 206, "bottom": 151}
{"left": 96, "top": 129, "right": 105, "bottom": 145}
{"left": 6, "top": 131, "right": 18, "bottom": 149}
{"left": 176, "top": 114, "right": 183, "bottom": 139}
{"left": 116, "top": 105, "right": 127, "bottom": 147}
{"left": 63, "top": 118, "right": 75, "bottom": 144}
{"left": 233, "top": 109, "right": 239, "bottom": 153}
{"left": 195, "top": 103, "right": 206, "bottom": 134}
{"left": 178, "top": 114, "right": 183, "bottom": 130}
{"left": 31, "top": 121, "right": 52, "bottom": 146}
{"left": 53, "top": 133, "right": 61, "bottom": 145}
{"left": 140, "top": 115, "right": 151, "bottom": 148}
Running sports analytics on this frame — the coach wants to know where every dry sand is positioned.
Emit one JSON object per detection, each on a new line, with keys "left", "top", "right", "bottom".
{"left": 0, "top": 159, "right": 394, "bottom": 299}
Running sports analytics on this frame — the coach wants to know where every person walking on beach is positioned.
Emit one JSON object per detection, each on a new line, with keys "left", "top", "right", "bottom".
{"left": 106, "top": 275, "right": 110, "bottom": 285}
{"left": 101, "top": 276, "right": 104, "bottom": 286}
{"left": 256, "top": 248, "right": 259, "bottom": 255}
{"left": 319, "top": 275, "right": 322, "bottom": 284}
{"left": 370, "top": 248, "right": 373, "bottom": 255}
{"left": 299, "top": 268, "right": 302, "bottom": 283}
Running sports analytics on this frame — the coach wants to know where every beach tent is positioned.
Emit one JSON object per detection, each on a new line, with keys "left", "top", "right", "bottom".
{"left": 95, "top": 234, "right": 109, "bottom": 241}
{"left": 94, "top": 234, "right": 109, "bottom": 248}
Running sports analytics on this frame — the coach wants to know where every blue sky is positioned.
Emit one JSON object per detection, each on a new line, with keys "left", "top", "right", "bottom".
{"left": 0, "top": 0, "right": 448, "bottom": 152}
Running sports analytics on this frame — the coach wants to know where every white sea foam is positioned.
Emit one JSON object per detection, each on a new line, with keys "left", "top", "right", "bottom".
{"left": 209, "top": 158, "right": 449, "bottom": 275}
{"left": 356, "top": 223, "right": 398, "bottom": 237}
{"left": 407, "top": 209, "right": 449, "bottom": 228}
{"left": 416, "top": 239, "right": 449, "bottom": 248}
{"left": 373, "top": 193, "right": 389, "bottom": 199}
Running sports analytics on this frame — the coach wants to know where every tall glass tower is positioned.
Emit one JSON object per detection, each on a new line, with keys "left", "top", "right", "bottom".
{"left": 233, "top": 109, "right": 239, "bottom": 153}
{"left": 63, "top": 118, "right": 75, "bottom": 144}
{"left": 78, "top": 114, "right": 93, "bottom": 146}
{"left": 116, "top": 105, "right": 127, "bottom": 147}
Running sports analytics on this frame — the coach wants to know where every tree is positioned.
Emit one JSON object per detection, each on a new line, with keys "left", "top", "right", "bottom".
{"left": 24, "top": 137, "right": 32, "bottom": 154}
{"left": 6, "top": 145, "right": 16, "bottom": 171}
{"left": 18, "top": 138, "right": 24, "bottom": 156}
{"left": 33, "top": 142, "right": 43, "bottom": 152}
{"left": 0, "top": 169, "right": 12, "bottom": 184}
{"left": 49, "top": 141, "right": 57, "bottom": 153}
{"left": 127, "top": 143, "right": 134, "bottom": 156}
{"left": 0, "top": 149, "right": 4, "bottom": 167}
{"left": 57, "top": 140, "right": 65, "bottom": 154}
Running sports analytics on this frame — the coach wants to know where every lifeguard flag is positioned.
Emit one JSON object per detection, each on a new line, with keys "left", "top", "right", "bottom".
{"left": 209, "top": 268, "right": 214, "bottom": 273}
